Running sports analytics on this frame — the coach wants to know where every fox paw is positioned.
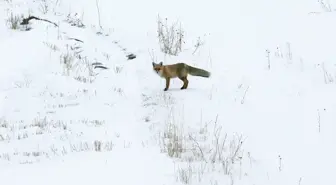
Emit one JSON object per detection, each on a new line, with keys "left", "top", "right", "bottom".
{"left": 163, "top": 88, "right": 168, "bottom": 91}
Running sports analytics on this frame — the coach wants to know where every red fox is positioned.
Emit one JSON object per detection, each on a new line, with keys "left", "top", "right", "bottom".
{"left": 152, "top": 62, "right": 211, "bottom": 91}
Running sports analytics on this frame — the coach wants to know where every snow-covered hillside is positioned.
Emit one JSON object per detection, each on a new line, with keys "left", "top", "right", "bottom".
{"left": 1, "top": 0, "right": 336, "bottom": 184}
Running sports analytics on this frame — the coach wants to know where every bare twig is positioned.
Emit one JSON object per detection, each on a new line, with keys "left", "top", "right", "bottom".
{"left": 241, "top": 86, "right": 250, "bottom": 104}
{"left": 278, "top": 155, "right": 282, "bottom": 172}
{"left": 95, "top": 0, "right": 102, "bottom": 29}
{"left": 230, "top": 135, "right": 245, "bottom": 162}
{"left": 189, "top": 134, "right": 207, "bottom": 163}
{"left": 266, "top": 49, "right": 271, "bottom": 70}
{"left": 92, "top": 62, "right": 103, "bottom": 66}
{"left": 192, "top": 36, "right": 205, "bottom": 55}
{"left": 148, "top": 49, "right": 157, "bottom": 63}
{"left": 21, "top": 16, "right": 58, "bottom": 27}
{"left": 286, "top": 42, "right": 292, "bottom": 61}
{"left": 94, "top": 66, "right": 108, "bottom": 69}
{"left": 67, "top": 37, "right": 84, "bottom": 43}
{"left": 321, "top": 62, "right": 334, "bottom": 84}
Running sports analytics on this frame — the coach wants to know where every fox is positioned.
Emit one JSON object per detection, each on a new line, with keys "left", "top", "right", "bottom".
{"left": 152, "top": 61, "right": 211, "bottom": 91}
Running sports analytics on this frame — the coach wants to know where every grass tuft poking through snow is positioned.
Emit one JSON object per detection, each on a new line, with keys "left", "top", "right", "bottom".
{"left": 157, "top": 14, "right": 184, "bottom": 56}
{"left": 6, "top": 12, "right": 23, "bottom": 30}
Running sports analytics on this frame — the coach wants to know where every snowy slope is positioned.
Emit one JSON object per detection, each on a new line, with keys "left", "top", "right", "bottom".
{"left": 1, "top": 0, "right": 336, "bottom": 185}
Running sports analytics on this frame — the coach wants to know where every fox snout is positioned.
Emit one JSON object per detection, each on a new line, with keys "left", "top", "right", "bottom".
{"left": 153, "top": 68, "right": 164, "bottom": 77}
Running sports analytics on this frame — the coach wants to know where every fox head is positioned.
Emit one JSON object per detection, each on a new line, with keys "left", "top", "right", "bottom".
{"left": 152, "top": 61, "right": 163, "bottom": 74}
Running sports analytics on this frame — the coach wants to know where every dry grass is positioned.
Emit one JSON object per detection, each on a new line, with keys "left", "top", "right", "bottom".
{"left": 6, "top": 12, "right": 23, "bottom": 30}
{"left": 157, "top": 15, "right": 184, "bottom": 56}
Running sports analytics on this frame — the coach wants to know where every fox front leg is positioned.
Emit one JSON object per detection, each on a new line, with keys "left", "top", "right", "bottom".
{"left": 164, "top": 78, "right": 170, "bottom": 91}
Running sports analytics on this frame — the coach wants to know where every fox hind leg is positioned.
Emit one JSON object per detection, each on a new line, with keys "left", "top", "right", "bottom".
{"left": 179, "top": 76, "right": 189, "bottom": 90}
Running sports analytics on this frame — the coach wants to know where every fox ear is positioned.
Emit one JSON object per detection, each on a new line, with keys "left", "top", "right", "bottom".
{"left": 152, "top": 62, "right": 155, "bottom": 67}
{"left": 159, "top": 61, "right": 163, "bottom": 66}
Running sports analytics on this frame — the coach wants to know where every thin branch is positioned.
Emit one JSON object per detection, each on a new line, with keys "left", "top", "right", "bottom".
{"left": 189, "top": 134, "right": 207, "bottom": 163}
{"left": 67, "top": 37, "right": 84, "bottom": 43}
{"left": 20, "top": 16, "right": 58, "bottom": 27}
{"left": 95, "top": 0, "right": 102, "bottom": 29}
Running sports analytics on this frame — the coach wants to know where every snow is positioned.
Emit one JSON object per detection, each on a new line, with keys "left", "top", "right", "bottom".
{"left": 1, "top": 0, "right": 336, "bottom": 184}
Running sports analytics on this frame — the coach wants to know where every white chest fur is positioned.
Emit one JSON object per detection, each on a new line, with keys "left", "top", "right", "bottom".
{"left": 158, "top": 70, "right": 165, "bottom": 78}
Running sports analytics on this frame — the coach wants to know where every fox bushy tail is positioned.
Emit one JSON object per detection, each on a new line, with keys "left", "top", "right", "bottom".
{"left": 187, "top": 65, "right": 211, "bottom": 78}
